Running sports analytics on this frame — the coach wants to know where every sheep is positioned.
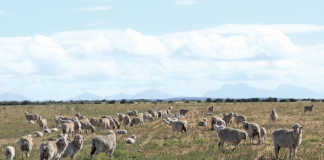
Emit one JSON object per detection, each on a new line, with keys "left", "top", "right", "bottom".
{"left": 260, "top": 127, "right": 267, "bottom": 144}
{"left": 44, "top": 129, "right": 52, "bottom": 134}
{"left": 168, "top": 106, "right": 173, "bottom": 111}
{"left": 218, "top": 127, "right": 247, "bottom": 150}
{"left": 37, "top": 116, "right": 48, "bottom": 129}
{"left": 211, "top": 116, "right": 226, "bottom": 130}
{"left": 5, "top": 146, "right": 15, "bottom": 160}
{"left": 116, "top": 113, "right": 125, "bottom": 122}
{"left": 125, "top": 137, "right": 136, "bottom": 144}
{"left": 304, "top": 104, "right": 314, "bottom": 113}
{"left": 164, "top": 119, "right": 187, "bottom": 133}
{"left": 72, "top": 118, "right": 82, "bottom": 134}
{"left": 80, "top": 118, "right": 95, "bottom": 134}
{"left": 270, "top": 108, "right": 279, "bottom": 122}
{"left": 34, "top": 131, "right": 44, "bottom": 137}
{"left": 75, "top": 113, "right": 86, "bottom": 120}
{"left": 116, "top": 129, "right": 128, "bottom": 135}
{"left": 208, "top": 105, "right": 214, "bottom": 112}
{"left": 143, "top": 112, "right": 154, "bottom": 122}
{"left": 17, "top": 134, "right": 33, "bottom": 159}
{"left": 90, "top": 117, "right": 100, "bottom": 127}
{"left": 90, "top": 130, "right": 117, "bottom": 160}
{"left": 62, "top": 121, "right": 75, "bottom": 136}
{"left": 130, "top": 117, "right": 144, "bottom": 127}
{"left": 214, "top": 125, "right": 226, "bottom": 137}
{"left": 39, "top": 134, "right": 69, "bottom": 160}
{"left": 242, "top": 121, "right": 261, "bottom": 145}
{"left": 179, "top": 109, "right": 189, "bottom": 116}
{"left": 123, "top": 115, "right": 131, "bottom": 128}
{"left": 51, "top": 128, "right": 59, "bottom": 133}
{"left": 272, "top": 123, "right": 303, "bottom": 160}
{"left": 233, "top": 113, "right": 246, "bottom": 127}
{"left": 62, "top": 134, "right": 84, "bottom": 159}
{"left": 24, "top": 112, "right": 40, "bottom": 122}
{"left": 222, "top": 112, "right": 234, "bottom": 126}
{"left": 127, "top": 110, "right": 138, "bottom": 116}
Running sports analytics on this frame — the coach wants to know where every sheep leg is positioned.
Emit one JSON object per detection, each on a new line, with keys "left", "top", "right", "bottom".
{"left": 90, "top": 145, "right": 96, "bottom": 160}
{"left": 293, "top": 148, "right": 297, "bottom": 160}
{"left": 289, "top": 147, "right": 292, "bottom": 160}
{"left": 274, "top": 145, "right": 280, "bottom": 160}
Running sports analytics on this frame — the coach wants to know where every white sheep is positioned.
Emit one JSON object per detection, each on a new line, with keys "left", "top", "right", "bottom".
{"left": 5, "top": 146, "right": 15, "bottom": 160}
{"left": 270, "top": 108, "right": 279, "bottom": 122}
{"left": 62, "top": 134, "right": 84, "bottom": 159}
{"left": 90, "top": 130, "right": 117, "bottom": 160}
{"left": 39, "top": 134, "right": 69, "bottom": 160}
{"left": 260, "top": 127, "right": 267, "bottom": 144}
{"left": 242, "top": 121, "right": 261, "bottom": 145}
{"left": 272, "top": 123, "right": 303, "bottom": 160}
{"left": 17, "top": 134, "right": 33, "bottom": 159}
{"left": 218, "top": 127, "right": 247, "bottom": 150}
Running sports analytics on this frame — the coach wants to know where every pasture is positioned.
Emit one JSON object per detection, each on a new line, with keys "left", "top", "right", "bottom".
{"left": 0, "top": 101, "right": 323, "bottom": 160}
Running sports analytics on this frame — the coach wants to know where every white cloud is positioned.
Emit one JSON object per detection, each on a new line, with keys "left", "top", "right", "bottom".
{"left": 1, "top": 24, "right": 324, "bottom": 99}
{"left": 78, "top": 6, "right": 112, "bottom": 12}
{"left": 176, "top": 0, "right": 199, "bottom": 5}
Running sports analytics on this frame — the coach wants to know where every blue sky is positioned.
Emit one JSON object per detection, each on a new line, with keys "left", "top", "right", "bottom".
{"left": 1, "top": 0, "right": 324, "bottom": 100}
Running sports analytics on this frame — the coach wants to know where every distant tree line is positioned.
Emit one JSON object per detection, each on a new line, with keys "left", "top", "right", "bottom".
{"left": 0, "top": 98, "right": 322, "bottom": 106}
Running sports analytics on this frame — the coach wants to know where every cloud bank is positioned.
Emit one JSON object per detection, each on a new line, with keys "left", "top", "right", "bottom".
{"left": 0, "top": 24, "right": 324, "bottom": 99}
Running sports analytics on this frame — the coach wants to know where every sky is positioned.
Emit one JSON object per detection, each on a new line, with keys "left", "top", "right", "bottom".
{"left": 1, "top": 0, "right": 324, "bottom": 100}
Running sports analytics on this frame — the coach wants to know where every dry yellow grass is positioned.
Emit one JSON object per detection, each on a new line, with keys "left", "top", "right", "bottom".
{"left": 0, "top": 102, "right": 324, "bottom": 160}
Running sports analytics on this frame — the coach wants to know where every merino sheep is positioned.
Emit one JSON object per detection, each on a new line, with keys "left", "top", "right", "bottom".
{"left": 218, "top": 127, "right": 247, "bottom": 150}
{"left": 125, "top": 137, "right": 136, "bottom": 144}
{"left": 90, "top": 130, "right": 117, "bottom": 160}
{"left": 260, "top": 127, "right": 267, "bottom": 144}
{"left": 304, "top": 104, "right": 314, "bottom": 113}
{"left": 164, "top": 119, "right": 188, "bottom": 133}
{"left": 222, "top": 112, "right": 234, "bottom": 126}
{"left": 39, "top": 134, "right": 69, "bottom": 160}
{"left": 179, "top": 109, "right": 189, "bottom": 116}
{"left": 130, "top": 117, "right": 144, "bottom": 127}
{"left": 208, "top": 105, "right": 214, "bottom": 112}
{"left": 62, "top": 134, "right": 84, "bottom": 159}
{"left": 233, "top": 114, "right": 246, "bottom": 127}
{"left": 24, "top": 112, "right": 40, "bottom": 122}
{"left": 198, "top": 118, "right": 208, "bottom": 127}
{"left": 123, "top": 115, "right": 131, "bottom": 128}
{"left": 5, "top": 146, "right": 15, "bottom": 160}
{"left": 127, "top": 110, "right": 138, "bottom": 117}
{"left": 242, "top": 121, "right": 261, "bottom": 144}
{"left": 80, "top": 118, "right": 95, "bottom": 134}
{"left": 37, "top": 116, "right": 48, "bottom": 129}
{"left": 272, "top": 123, "right": 303, "bottom": 160}
{"left": 116, "top": 129, "right": 128, "bottom": 135}
{"left": 215, "top": 125, "right": 226, "bottom": 137}
{"left": 116, "top": 113, "right": 125, "bottom": 122}
{"left": 270, "top": 108, "right": 279, "bottom": 122}
{"left": 62, "top": 121, "right": 75, "bottom": 135}
{"left": 211, "top": 116, "right": 226, "bottom": 130}
{"left": 34, "top": 131, "right": 44, "bottom": 137}
{"left": 51, "top": 128, "right": 59, "bottom": 133}
{"left": 17, "top": 134, "right": 33, "bottom": 159}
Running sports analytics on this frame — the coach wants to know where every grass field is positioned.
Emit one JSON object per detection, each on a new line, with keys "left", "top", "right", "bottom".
{"left": 0, "top": 102, "right": 323, "bottom": 160}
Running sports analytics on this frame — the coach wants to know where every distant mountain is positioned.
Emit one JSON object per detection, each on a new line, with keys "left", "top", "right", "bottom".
{"left": 0, "top": 92, "right": 27, "bottom": 101}
{"left": 71, "top": 92, "right": 103, "bottom": 100}
{"left": 205, "top": 84, "right": 322, "bottom": 98}
{"left": 108, "top": 89, "right": 173, "bottom": 100}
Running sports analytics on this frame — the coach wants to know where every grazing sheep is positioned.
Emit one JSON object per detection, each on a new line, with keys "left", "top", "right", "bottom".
{"left": 208, "top": 105, "right": 214, "bottom": 112}
{"left": 233, "top": 114, "right": 246, "bottom": 126}
{"left": 130, "top": 117, "right": 144, "bottom": 127}
{"left": 17, "top": 134, "right": 33, "bottom": 159}
{"left": 24, "top": 112, "right": 40, "bottom": 122}
{"left": 34, "top": 131, "right": 44, "bottom": 137}
{"left": 80, "top": 118, "right": 95, "bottom": 134}
{"left": 164, "top": 119, "right": 188, "bottom": 133}
{"left": 116, "top": 129, "right": 128, "bottom": 135}
{"left": 222, "top": 112, "right": 234, "bottom": 126}
{"left": 211, "top": 116, "right": 226, "bottom": 130}
{"left": 270, "top": 108, "right": 279, "bottom": 122}
{"left": 214, "top": 125, "right": 226, "bottom": 137}
{"left": 5, "top": 146, "right": 15, "bottom": 160}
{"left": 98, "top": 117, "right": 111, "bottom": 129}
{"left": 272, "top": 123, "right": 303, "bottom": 160}
{"left": 123, "top": 115, "right": 131, "bottom": 128}
{"left": 260, "top": 127, "right": 267, "bottom": 144}
{"left": 62, "top": 134, "right": 84, "bottom": 159}
{"left": 117, "top": 113, "right": 125, "bottom": 122}
{"left": 218, "top": 127, "right": 247, "bottom": 150}
{"left": 179, "top": 109, "right": 189, "bottom": 116}
{"left": 242, "top": 121, "right": 261, "bottom": 144}
{"left": 72, "top": 118, "right": 82, "bottom": 134}
{"left": 90, "top": 130, "right": 117, "bottom": 160}
{"left": 127, "top": 110, "right": 138, "bottom": 116}
{"left": 75, "top": 113, "right": 86, "bottom": 120}
{"left": 90, "top": 117, "right": 100, "bottom": 127}
{"left": 304, "top": 104, "right": 314, "bottom": 113}
{"left": 144, "top": 112, "right": 154, "bottom": 122}
{"left": 62, "top": 121, "right": 75, "bottom": 135}
{"left": 39, "top": 134, "right": 69, "bottom": 160}
{"left": 37, "top": 116, "right": 48, "bottom": 129}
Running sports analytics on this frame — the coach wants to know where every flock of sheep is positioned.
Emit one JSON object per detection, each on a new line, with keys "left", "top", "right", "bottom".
{"left": 3, "top": 104, "right": 314, "bottom": 160}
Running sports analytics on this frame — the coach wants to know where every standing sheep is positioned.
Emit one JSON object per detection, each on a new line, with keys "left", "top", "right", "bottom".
{"left": 222, "top": 112, "right": 234, "bottom": 126}
{"left": 208, "top": 105, "right": 214, "bottom": 112}
{"left": 37, "top": 116, "right": 48, "bottom": 129}
{"left": 90, "top": 130, "right": 117, "bottom": 160}
{"left": 5, "top": 146, "right": 15, "bottom": 160}
{"left": 304, "top": 104, "right": 314, "bottom": 113}
{"left": 218, "top": 127, "right": 247, "bottom": 150}
{"left": 270, "top": 108, "right": 279, "bottom": 122}
{"left": 260, "top": 127, "right": 267, "bottom": 144}
{"left": 130, "top": 117, "right": 144, "bottom": 127}
{"left": 17, "top": 134, "right": 33, "bottom": 159}
{"left": 233, "top": 113, "right": 246, "bottom": 127}
{"left": 39, "top": 134, "right": 69, "bottom": 160}
{"left": 272, "top": 123, "right": 303, "bottom": 160}
{"left": 242, "top": 121, "right": 261, "bottom": 144}
{"left": 62, "top": 134, "right": 84, "bottom": 159}
{"left": 211, "top": 116, "right": 226, "bottom": 130}
{"left": 164, "top": 119, "right": 188, "bottom": 133}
